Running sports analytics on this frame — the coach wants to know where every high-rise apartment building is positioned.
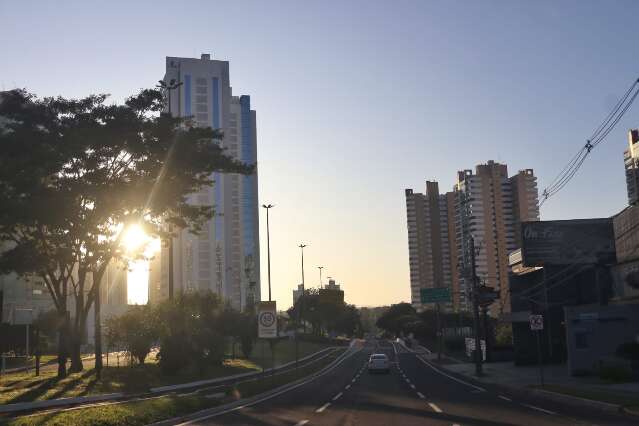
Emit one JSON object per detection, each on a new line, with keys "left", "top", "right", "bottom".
{"left": 624, "top": 129, "right": 639, "bottom": 206}
{"left": 405, "top": 161, "right": 539, "bottom": 316}
{"left": 405, "top": 181, "right": 453, "bottom": 311}
{"left": 161, "top": 54, "right": 260, "bottom": 310}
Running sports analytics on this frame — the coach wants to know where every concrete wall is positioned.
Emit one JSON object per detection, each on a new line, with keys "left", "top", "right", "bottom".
{"left": 564, "top": 303, "right": 639, "bottom": 374}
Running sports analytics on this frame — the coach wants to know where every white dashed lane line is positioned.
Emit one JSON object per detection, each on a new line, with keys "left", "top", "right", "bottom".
{"left": 498, "top": 395, "right": 512, "bottom": 402}
{"left": 345, "top": 384, "right": 351, "bottom": 390}
{"left": 315, "top": 402, "right": 331, "bottom": 413}
{"left": 417, "top": 392, "right": 425, "bottom": 399}
{"left": 521, "top": 403, "right": 556, "bottom": 415}
{"left": 428, "top": 402, "right": 443, "bottom": 413}
{"left": 294, "top": 421, "right": 309, "bottom": 426}
{"left": 409, "top": 384, "right": 416, "bottom": 390}
{"left": 332, "top": 392, "right": 343, "bottom": 401}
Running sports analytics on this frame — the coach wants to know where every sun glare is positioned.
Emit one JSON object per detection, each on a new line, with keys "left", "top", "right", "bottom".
{"left": 127, "top": 260, "right": 149, "bottom": 305}
{"left": 123, "top": 224, "right": 147, "bottom": 252}
{"left": 121, "top": 223, "right": 160, "bottom": 305}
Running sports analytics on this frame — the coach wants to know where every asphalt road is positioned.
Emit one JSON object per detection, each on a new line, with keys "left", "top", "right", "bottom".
{"left": 180, "top": 340, "right": 635, "bottom": 426}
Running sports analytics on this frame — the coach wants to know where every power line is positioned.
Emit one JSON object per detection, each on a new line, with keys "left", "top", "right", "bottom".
{"left": 540, "top": 77, "right": 639, "bottom": 206}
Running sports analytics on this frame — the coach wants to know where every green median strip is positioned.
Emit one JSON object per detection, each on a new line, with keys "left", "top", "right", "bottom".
{"left": 6, "top": 348, "right": 346, "bottom": 426}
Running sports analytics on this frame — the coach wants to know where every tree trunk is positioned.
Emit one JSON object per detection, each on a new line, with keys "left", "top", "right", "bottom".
{"left": 94, "top": 280, "right": 102, "bottom": 379}
{"left": 57, "top": 310, "right": 69, "bottom": 378}
{"left": 69, "top": 314, "right": 85, "bottom": 373}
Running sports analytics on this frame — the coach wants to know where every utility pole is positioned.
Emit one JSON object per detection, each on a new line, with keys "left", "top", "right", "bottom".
{"left": 318, "top": 266, "right": 324, "bottom": 288}
{"left": 296, "top": 243, "right": 307, "bottom": 370}
{"left": 470, "top": 237, "right": 483, "bottom": 376}
{"left": 157, "top": 78, "right": 183, "bottom": 300}
{"left": 262, "top": 204, "right": 274, "bottom": 301}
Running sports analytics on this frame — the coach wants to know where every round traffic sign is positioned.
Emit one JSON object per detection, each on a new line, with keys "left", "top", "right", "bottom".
{"left": 259, "top": 311, "right": 276, "bottom": 328}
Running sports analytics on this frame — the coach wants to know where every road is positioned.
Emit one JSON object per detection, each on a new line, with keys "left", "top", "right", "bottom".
{"left": 177, "top": 340, "right": 635, "bottom": 426}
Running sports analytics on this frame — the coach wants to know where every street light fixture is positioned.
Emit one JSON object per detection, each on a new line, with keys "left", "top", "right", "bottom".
{"left": 318, "top": 266, "right": 324, "bottom": 289}
{"left": 262, "top": 204, "right": 275, "bottom": 301}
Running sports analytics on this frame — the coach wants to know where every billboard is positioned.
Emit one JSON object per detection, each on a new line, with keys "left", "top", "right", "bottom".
{"left": 520, "top": 219, "right": 615, "bottom": 266}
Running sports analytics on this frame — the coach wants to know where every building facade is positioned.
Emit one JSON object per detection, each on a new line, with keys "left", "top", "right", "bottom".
{"left": 405, "top": 161, "right": 540, "bottom": 315}
{"left": 624, "top": 129, "right": 639, "bottom": 206}
{"left": 161, "top": 54, "right": 260, "bottom": 311}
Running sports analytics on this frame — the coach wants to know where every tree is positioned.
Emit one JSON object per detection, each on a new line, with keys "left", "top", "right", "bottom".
{"left": 155, "top": 291, "right": 226, "bottom": 375}
{"left": 0, "top": 89, "right": 252, "bottom": 377}
{"left": 375, "top": 303, "right": 417, "bottom": 336}
{"left": 106, "top": 306, "right": 157, "bottom": 365}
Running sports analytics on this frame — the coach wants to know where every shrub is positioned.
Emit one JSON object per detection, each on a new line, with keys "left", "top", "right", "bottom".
{"left": 444, "top": 337, "right": 465, "bottom": 352}
{"left": 616, "top": 342, "right": 639, "bottom": 360}
{"left": 599, "top": 365, "right": 633, "bottom": 382}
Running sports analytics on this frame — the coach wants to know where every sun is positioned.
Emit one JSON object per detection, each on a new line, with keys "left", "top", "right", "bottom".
{"left": 122, "top": 224, "right": 147, "bottom": 252}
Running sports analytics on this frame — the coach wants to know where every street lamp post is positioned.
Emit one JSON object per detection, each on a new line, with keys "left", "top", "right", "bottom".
{"left": 262, "top": 204, "right": 274, "bottom": 301}
{"left": 296, "top": 243, "right": 307, "bottom": 370}
{"left": 318, "top": 266, "right": 324, "bottom": 288}
{"left": 157, "top": 78, "right": 183, "bottom": 300}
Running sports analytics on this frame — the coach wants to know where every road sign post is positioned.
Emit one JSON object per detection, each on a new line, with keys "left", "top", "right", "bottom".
{"left": 420, "top": 288, "right": 450, "bottom": 362}
{"left": 530, "top": 314, "right": 544, "bottom": 386}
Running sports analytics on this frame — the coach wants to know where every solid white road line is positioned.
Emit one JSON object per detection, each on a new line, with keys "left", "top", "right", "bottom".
{"left": 428, "top": 402, "right": 443, "bottom": 413}
{"left": 416, "top": 355, "right": 486, "bottom": 392}
{"left": 316, "top": 402, "right": 331, "bottom": 413}
{"left": 294, "top": 421, "right": 309, "bottom": 426}
{"left": 498, "top": 395, "right": 512, "bottom": 402}
{"left": 417, "top": 392, "right": 425, "bottom": 399}
{"left": 332, "top": 392, "right": 343, "bottom": 401}
{"left": 521, "top": 403, "right": 556, "bottom": 415}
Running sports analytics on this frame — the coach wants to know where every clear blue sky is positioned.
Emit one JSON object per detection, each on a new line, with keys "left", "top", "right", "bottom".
{"left": 1, "top": 0, "right": 638, "bottom": 307}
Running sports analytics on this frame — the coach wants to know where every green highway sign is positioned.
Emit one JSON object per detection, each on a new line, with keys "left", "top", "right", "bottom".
{"left": 420, "top": 287, "right": 451, "bottom": 303}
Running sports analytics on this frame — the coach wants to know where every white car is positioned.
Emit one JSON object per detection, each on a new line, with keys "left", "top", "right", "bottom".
{"left": 368, "top": 353, "right": 390, "bottom": 374}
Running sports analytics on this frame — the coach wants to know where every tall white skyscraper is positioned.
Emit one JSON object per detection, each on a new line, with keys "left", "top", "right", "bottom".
{"left": 159, "top": 53, "right": 260, "bottom": 310}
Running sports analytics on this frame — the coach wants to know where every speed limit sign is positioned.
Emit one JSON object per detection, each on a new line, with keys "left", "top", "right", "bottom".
{"left": 258, "top": 301, "right": 277, "bottom": 338}
{"left": 529, "top": 314, "right": 543, "bottom": 331}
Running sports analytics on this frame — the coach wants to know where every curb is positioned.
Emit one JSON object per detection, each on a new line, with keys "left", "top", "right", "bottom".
{"left": 0, "top": 393, "right": 124, "bottom": 414}
{"left": 1, "top": 346, "right": 340, "bottom": 415}
{"left": 149, "top": 346, "right": 361, "bottom": 426}
{"left": 399, "top": 341, "right": 635, "bottom": 418}
{"left": 150, "top": 346, "right": 337, "bottom": 393}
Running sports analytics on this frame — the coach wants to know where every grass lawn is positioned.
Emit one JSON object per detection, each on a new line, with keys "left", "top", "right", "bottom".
{"left": 3, "top": 356, "right": 58, "bottom": 370}
{"left": 534, "top": 383, "right": 639, "bottom": 408}
{"left": 0, "top": 340, "right": 335, "bottom": 406}
{"left": 249, "top": 339, "right": 335, "bottom": 369}
{"left": 6, "top": 348, "right": 346, "bottom": 426}
{"left": 0, "top": 356, "right": 259, "bottom": 406}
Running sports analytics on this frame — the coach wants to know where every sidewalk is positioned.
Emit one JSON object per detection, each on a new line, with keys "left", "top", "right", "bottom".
{"left": 421, "top": 352, "right": 639, "bottom": 413}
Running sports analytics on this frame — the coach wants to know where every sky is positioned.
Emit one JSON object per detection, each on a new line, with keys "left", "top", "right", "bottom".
{"left": 1, "top": 0, "right": 639, "bottom": 308}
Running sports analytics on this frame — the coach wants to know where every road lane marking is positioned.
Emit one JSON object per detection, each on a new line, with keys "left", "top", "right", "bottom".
{"left": 176, "top": 347, "right": 360, "bottom": 425}
{"left": 428, "top": 402, "right": 443, "bottom": 413}
{"left": 521, "top": 403, "right": 556, "bottom": 415}
{"left": 351, "top": 379, "right": 356, "bottom": 383}
{"left": 316, "top": 402, "right": 331, "bottom": 413}
{"left": 417, "top": 392, "right": 425, "bottom": 399}
{"left": 409, "top": 384, "right": 416, "bottom": 389}
{"left": 345, "top": 384, "right": 351, "bottom": 390}
{"left": 294, "top": 421, "right": 309, "bottom": 426}
{"left": 332, "top": 392, "right": 343, "bottom": 401}
{"left": 498, "top": 395, "right": 512, "bottom": 402}
{"left": 405, "top": 378, "right": 411, "bottom": 384}
{"left": 416, "top": 355, "right": 486, "bottom": 392}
